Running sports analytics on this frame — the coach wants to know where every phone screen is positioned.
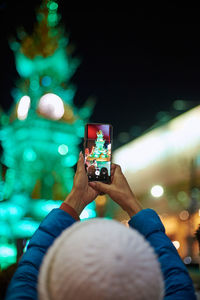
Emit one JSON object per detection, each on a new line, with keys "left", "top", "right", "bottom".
{"left": 84, "top": 123, "right": 112, "bottom": 183}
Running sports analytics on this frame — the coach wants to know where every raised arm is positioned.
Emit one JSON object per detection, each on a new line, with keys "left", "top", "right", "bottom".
{"left": 6, "top": 152, "right": 98, "bottom": 300}
{"left": 129, "top": 209, "right": 196, "bottom": 299}
{"left": 6, "top": 209, "right": 77, "bottom": 300}
{"left": 90, "top": 164, "right": 196, "bottom": 299}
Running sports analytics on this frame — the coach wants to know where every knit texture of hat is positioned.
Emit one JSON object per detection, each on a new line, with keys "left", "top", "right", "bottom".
{"left": 38, "top": 218, "right": 164, "bottom": 300}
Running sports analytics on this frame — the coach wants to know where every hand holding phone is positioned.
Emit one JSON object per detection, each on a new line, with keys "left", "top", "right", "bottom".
{"left": 84, "top": 123, "right": 113, "bottom": 183}
{"left": 89, "top": 164, "right": 142, "bottom": 217}
{"left": 64, "top": 152, "right": 99, "bottom": 215}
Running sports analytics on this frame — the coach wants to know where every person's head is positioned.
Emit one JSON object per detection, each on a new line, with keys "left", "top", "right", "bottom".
{"left": 38, "top": 219, "right": 164, "bottom": 300}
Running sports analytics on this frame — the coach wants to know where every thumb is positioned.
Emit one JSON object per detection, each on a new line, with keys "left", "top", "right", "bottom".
{"left": 89, "top": 181, "right": 109, "bottom": 194}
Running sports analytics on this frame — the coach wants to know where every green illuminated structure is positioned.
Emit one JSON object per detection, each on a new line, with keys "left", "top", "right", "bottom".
{"left": 0, "top": 0, "right": 95, "bottom": 269}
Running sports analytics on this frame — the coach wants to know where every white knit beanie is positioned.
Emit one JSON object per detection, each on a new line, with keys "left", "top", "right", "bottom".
{"left": 38, "top": 218, "right": 164, "bottom": 300}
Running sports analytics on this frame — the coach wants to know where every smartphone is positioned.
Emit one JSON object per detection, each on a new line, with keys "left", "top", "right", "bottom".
{"left": 84, "top": 123, "right": 113, "bottom": 183}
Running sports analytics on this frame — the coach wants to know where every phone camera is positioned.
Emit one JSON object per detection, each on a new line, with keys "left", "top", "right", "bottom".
{"left": 95, "top": 170, "right": 100, "bottom": 176}
{"left": 100, "top": 167, "right": 108, "bottom": 176}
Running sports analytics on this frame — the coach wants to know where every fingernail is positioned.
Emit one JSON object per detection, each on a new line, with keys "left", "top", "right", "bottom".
{"left": 79, "top": 151, "right": 83, "bottom": 160}
{"left": 89, "top": 182, "right": 96, "bottom": 187}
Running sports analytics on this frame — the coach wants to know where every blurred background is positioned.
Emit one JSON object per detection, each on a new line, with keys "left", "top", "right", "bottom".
{"left": 0, "top": 0, "right": 200, "bottom": 296}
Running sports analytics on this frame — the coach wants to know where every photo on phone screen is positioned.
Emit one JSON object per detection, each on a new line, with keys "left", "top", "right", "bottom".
{"left": 84, "top": 123, "right": 112, "bottom": 183}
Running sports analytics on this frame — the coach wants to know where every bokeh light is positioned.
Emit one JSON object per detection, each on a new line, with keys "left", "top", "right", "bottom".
{"left": 23, "top": 148, "right": 37, "bottom": 162}
{"left": 0, "top": 244, "right": 17, "bottom": 269}
{"left": 179, "top": 210, "right": 189, "bottom": 221}
{"left": 184, "top": 256, "right": 192, "bottom": 264}
{"left": 172, "top": 240, "right": 180, "bottom": 249}
{"left": 95, "top": 195, "right": 107, "bottom": 206}
{"left": 58, "top": 144, "right": 68, "bottom": 155}
{"left": 80, "top": 202, "right": 96, "bottom": 220}
{"left": 151, "top": 185, "right": 164, "bottom": 198}
{"left": 41, "top": 76, "right": 52, "bottom": 87}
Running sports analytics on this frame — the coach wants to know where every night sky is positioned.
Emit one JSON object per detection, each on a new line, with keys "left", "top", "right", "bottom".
{"left": 0, "top": 2, "right": 200, "bottom": 148}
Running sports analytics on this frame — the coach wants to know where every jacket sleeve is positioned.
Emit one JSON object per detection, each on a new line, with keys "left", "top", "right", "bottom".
{"left": 6, "top": 208, "right": 77, "bottom": 300}
{"left": 129, "top": 208, "right": 196, "bottom": 300}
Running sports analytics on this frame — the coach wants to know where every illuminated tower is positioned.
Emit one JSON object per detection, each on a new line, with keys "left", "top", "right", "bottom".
{"left": 0, "top": 0, "right": 95, "bottom": 268}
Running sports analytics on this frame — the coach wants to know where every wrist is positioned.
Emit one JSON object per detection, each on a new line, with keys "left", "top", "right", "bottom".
{"left": 64, "top": 190, "right": 85, "bottom": 216}
{"left": 125, "top": 197, "right": 142, "bottom": 218}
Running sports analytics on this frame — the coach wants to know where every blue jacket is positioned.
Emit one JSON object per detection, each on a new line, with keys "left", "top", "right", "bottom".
{"left": 6, "top": 208, "right": 196, "bottom": 299}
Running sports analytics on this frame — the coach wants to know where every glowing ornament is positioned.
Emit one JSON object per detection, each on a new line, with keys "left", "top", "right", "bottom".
{"left": 42, "top": 76, "right": 52, "bottom": 87}
{"left": 47, "top": 1, "right": 58, "bottom": 11}
{"left": 23, "top": 148, "right": 37, "bottom": 162}
{"left": 38, "top": 93, "right": 64, "bottom": 120}
{"left": 17, "top": 96, "right": 31, "bottom": 120}
{"left": 58, "top": 144, "right": 68, "bottom": 155}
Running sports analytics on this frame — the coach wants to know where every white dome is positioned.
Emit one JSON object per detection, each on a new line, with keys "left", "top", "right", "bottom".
{"left": 38, "top": 93, "right": 64, "bottom": 120}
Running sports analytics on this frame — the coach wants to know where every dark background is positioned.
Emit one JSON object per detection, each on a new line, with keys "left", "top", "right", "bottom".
{"left": 0, "top": 1, "right": 200, "bottom": 148}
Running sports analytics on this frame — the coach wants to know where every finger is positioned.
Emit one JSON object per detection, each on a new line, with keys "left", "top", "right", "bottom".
{"left": 111, "top": 174, "right": 114, "bottom": 182}
{"left": 113, "top": 163, "right": 121, "bottom": 170}
{"left": 113, "top": 164, "right": 122, "bottom": 174}
{"left": 111, "top": 163, "right": 121, "bottom": 172}
{"left": 111, "top": 163, "right": 117, "bottom": 171}
{"left": 88, "top": 186, "right": 99, "bottom": 199}
{"left": 111, "top": 164, "right": 116, "bottom": 177}
{"left": 110, "top": 164, "right": 123, "bottom": 183}
{"left": 76, "top": 151, "right": 85, "bottom": 173}
{"left": 89, "top": 181, "right": 109, "bottom": 194}
{"left": 111, "top": 163, "right": 122, "bottom": 177}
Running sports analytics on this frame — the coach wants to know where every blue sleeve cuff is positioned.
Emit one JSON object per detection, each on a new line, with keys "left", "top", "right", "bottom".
{"left": 128, "top": 208, "right": 165, "bottom": 238}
